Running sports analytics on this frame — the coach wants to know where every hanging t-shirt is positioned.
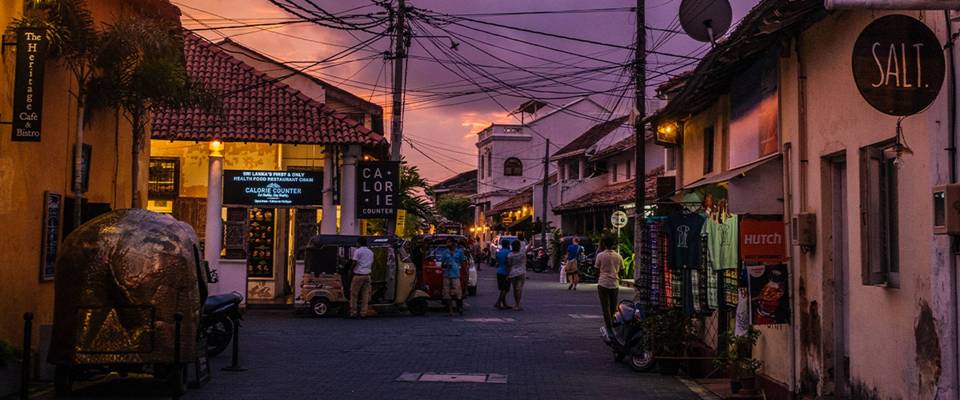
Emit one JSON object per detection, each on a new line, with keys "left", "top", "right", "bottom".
{"left": 704, "top": 214, "right": 739, "bottom": 270}
{"left": 665, "top": 213, "right": 706, "bottom": 269}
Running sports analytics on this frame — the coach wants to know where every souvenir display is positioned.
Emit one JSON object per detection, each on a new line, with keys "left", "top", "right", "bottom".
{"left": 247, "top": 207, "right": 275, "bottom": 279}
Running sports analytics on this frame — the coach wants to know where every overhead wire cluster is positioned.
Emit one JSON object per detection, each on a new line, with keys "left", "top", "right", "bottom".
{"left": 176, "top": 2, "right": 715, "bottom": 181}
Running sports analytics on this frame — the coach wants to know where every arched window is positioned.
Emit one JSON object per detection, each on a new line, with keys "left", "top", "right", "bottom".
{"left": 503, "top": 157, "right": 523, "bottom": 176}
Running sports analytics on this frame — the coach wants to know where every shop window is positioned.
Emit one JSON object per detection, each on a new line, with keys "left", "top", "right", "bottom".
{"left": 704, "top": 126, "right": 715, "bottom": 174}
{"left": 148, "top": 157, "right": 180, "bottom": 200}
{"left": 294, "top": 209, "right": 319, "bottom": 260}
{"left": 504, "top": 157, "right": 523, "bottom": 176}
{"left": 223, "top": 207, "right": 247, "bottom": 259}
{"left": 860, "top": 144, "right": 899, "bottom": 288}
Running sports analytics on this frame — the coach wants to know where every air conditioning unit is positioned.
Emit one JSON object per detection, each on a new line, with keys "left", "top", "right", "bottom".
{"left": 791, "top": 213, "right": 816, "bottom": 248}
{"left": 933, "top": 184, "right": 960, "bottom": 235}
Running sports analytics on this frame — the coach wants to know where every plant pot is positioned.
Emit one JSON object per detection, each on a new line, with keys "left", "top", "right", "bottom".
{"left": 739, "top": 375, "right": 758, "bottom": 394}
{"left": 657, "top": 358, "right": 680, "bottom": 375}
{"left": 730, "top": 379, "right": 742, "bottom": 394}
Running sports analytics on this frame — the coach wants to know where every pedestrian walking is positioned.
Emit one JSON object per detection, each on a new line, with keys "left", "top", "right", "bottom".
{"left": 595, "top": 235, "right": 623, "bottom": 330}
{"left": 494, "top": 238, "right": 512, "bottom": 309}
{"left": 470, "top": 237, "right": 482, "bottom": 271}
{"left": 506, "top": 240, "right": 526, "bottom": 310}
{"left": 564, "top": 237, "right": 583, "bottom": 290}
{"left": 349, "top": 237, "right": 374, "bottom": 319}
{"left": 438, "top": 238, "right": 466, "bottom": 316}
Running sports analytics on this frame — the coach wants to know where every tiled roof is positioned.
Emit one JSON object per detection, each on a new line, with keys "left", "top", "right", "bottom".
{"left": 490, "top": 187, "right": 533, "bottom": 214}
{"left": 553, "top": 167, "right": 664, "bottom": 213}
{"left": 432, "top": 170, "right": 477, "bottom": 195}
{"left": 592, "top": 135, "right": 635, "bottom": 160}
{"left": 151, "top": 33, "right": 384, "bottom": 145}
{"left": 552, "top": 116, "right": 629, "bottom": 159}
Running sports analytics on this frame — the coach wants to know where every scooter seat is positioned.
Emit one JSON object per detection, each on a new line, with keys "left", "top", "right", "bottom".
{"left": 204, "top": 293, "right": 242, "bottom": 314}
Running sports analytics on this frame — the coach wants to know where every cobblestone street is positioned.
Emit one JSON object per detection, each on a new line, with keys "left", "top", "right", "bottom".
{"left": 48, "top": 266, "right": 703, "bottom": 400}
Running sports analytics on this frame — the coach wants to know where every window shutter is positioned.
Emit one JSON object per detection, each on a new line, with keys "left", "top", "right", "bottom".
{"left": 860, "top": 147, "right": 886, "bottom": 285}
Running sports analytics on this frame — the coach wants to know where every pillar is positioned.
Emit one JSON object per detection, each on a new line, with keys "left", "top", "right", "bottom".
{"left": 578, "top": 157, "right": 586, "bottom": 181}
{"left": 320, "top": 146, "right": 337, "bottom": 234}
{"left": 340, "top": 144, "right": 360, "bottom": 235}
{"left": 204, "top": 140, "right": 224, "bottom": 292}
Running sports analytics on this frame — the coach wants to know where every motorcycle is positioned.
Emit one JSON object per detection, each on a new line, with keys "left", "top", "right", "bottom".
{"left": 601, "top": 300, "right": 655, "bottom": 372}
{"left": 201, "top": 292, "right": 243, "bottom": 357}
{"left": 527, "top": 247, "right": 549, "bottom": 273}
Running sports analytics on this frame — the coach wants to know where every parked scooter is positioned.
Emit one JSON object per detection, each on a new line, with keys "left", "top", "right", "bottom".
{"left": 601, "top": 300, "right": 655, "bottom": 372}
{"left": 202, "top": 292, "right": 243, "bottom": 357}
{"left": 527, "top": 247, "right": 549, "bottom": 273}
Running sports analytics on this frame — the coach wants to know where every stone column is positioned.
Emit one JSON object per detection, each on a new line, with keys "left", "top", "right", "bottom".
{"left": 320, "top": 146, "right": 337, "bottom": 234}
{"left": 578, "top": 157, "right": 586, "bottom": 180}
{"left": 204, "top": 140, "right": 224, "bottom": 292}
{"left": 339, "top": 144, "right": 360, "bottom": 235}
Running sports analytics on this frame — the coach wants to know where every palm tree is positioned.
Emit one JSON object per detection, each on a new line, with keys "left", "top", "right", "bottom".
{"left": 16, "top": 0, "right": 100, "bottom": 227}
{"left": 89, "top": 15, "right": 217, "bottom": 208}
{"left": 398, "top": 160, "right": 436, "bottom": 224}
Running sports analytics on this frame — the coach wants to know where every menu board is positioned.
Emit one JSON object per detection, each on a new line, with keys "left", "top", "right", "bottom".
{"left": 223, "top": 170, "right": 322, "bottom": 207}
{"left": 247, "top": 208, "right": 275, "bottom": 279}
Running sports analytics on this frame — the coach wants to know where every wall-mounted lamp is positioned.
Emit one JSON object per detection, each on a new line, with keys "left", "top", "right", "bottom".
{"left": 209, "top": 139, "right": 224, "bottom": 157}
{"left": 656, "top": 121, "right": 680, "bottom": 147}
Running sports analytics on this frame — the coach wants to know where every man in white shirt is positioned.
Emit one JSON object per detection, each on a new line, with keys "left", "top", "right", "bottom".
{"left": 350, "top": 237, "right": 375, "bottom": 319}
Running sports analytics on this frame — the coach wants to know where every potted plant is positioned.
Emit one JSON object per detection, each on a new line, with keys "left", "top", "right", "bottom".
{"left": 715, "top": 328, "right": 763, "bottom": 394}
{"left": 641, "top": 309, "right": 691, "bottom": 375}
{"left": 0, "top": 339, "right": 22, "bottom": 397}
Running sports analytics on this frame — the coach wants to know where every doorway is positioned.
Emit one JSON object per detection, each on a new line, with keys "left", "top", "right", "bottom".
{"left": 822, "top": 155, "right": 849, "bottom": 396}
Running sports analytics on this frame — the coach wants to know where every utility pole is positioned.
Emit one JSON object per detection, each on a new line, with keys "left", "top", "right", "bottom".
{"left": 389, "top": 0, "right": 407, "bottom": 162}
{"left": 633, "top": 0, "right": 646, "bottom": 285}
{"left": 541, "top": 138, "right": 550, "bottom": 251}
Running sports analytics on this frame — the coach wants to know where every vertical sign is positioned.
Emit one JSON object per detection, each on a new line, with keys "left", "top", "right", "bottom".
{"left": 41, "top": 191, "right": 62, "bottom": 281}
{"left": 357, "top": 161, "right": 399, "bottom": 218}
{"left": 12, "top": 28, "right": 47, "bottom": 142}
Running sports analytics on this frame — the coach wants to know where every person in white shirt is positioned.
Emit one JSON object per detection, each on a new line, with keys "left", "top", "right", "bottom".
{"left": 350, "top": 237, "right": 375, "bottom": 319}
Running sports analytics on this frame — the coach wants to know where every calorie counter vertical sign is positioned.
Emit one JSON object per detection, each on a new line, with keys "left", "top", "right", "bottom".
{"left": 12, "top": 28, "right": 47, "bottom": 142}
{"left": 357, "top": 161, "right": 400, "bottom": 218}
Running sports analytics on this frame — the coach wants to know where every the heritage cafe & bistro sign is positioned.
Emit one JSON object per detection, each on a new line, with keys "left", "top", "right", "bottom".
{"left": 852, "top": 14, "right": 945, "bottom": 116}
{"left": 357, "top": 161, "right": 399, "bottom": 218}
{"left": 12, "top": 28, "right": 48, "bottom": 142}
{"left": 223, "top": 170, "right": 322, "bottom": 207}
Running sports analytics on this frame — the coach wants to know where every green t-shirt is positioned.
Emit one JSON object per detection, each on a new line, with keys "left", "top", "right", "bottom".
{"left": 704, "top": 214, "right": 738, "bottom": 270}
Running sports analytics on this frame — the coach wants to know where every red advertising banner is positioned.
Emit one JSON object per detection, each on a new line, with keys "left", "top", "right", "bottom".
{"left": 739, "top": 218, "right": 786, "bottom": 263}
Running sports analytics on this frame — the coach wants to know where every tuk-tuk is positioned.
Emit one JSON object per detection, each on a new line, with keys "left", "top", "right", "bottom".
{"left": 298, "top": 235, "right": 429, "bottom": 317}
{"left": 415, "top": 235, "right": 475, "bottom": 299}
{"left": 48, "top": 209, "right": 206, "bottom": 395}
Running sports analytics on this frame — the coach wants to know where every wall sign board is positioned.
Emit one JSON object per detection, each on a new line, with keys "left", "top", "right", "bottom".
{"left": 223, "top": 170, "right": 322, "bottom": 207}
{"left": 12, "top": 28, "right": 48, "bottom": 142}
{"left": 852, "top": 14, "right": 945, "bottom": 116}
{"left": 739, "top": 217, "right": 786, "bottom": 264}
{"left": 41, "top": 191, "right": 61, "bottom": 281}
{"left": 357, "top": 161, "right": 399, "bottom": 218}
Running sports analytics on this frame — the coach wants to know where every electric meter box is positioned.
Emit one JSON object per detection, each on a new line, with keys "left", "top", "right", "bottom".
{"left": 791, "top": 213, "right": 816, "bottom": 247}
{"left": 933, "top": 184, "right": 960, "bottom": 235}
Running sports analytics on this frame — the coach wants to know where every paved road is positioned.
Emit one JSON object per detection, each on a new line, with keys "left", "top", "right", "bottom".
{"left": 44, "top": 266, "right": 701, "bottom": 400}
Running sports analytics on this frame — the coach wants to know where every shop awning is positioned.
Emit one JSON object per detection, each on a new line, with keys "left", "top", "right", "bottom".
{"left": 151, "top": 32, "right": 385, "bottom": 146}
{"left": 682, "top": 155, "right": 782, "bottom": 191}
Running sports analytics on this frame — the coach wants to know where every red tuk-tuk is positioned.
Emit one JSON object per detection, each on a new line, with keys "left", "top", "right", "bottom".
{"left": 415, "top": 235, "right": 475, "bottom": 299}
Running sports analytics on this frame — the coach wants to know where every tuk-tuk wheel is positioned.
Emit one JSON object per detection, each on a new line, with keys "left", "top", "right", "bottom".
{"left": 310, "top": 297, "right": 332, "bottom": 317}
{"left": 408, "top": 298, "right": 428, "bottom": 316}
{"left": 54, "top": 365, "right": 72, "bottom": 396}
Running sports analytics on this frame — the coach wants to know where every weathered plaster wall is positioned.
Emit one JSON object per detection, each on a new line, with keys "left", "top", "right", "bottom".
{"left": 777, "top": 9, "right": 955, "bottom": 399}
{"left": 149, "top": 141, "right": 282, "bottom": 198}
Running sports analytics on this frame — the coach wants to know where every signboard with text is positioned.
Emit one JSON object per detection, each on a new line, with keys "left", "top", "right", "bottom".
{"left": 357, "top": 161, "right": 399, "bottom": 218}
{"left": 852, "top": 15, "right": 944, "bottom": 116}
{"left": 223, "top": 170, "right": 322, "bottom": 207}
{"left": 40, "top": 191, "right": 61, "bottom": 281}
{"left": 12, "top": 28, "right": 47, "bottom": 142}
{"left": 739, "top": 217, "right": 786, "bottom": 264}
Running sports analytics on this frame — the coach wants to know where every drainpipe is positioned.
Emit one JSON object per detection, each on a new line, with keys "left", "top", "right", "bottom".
{"left": 796, "top": 35, "right": 809, "bottom": 396}
{"left": 945, "top": 9, "right": 960, "bottom": 400}
{"left": 825, "top": 0, "right": 960, "bottom": 9}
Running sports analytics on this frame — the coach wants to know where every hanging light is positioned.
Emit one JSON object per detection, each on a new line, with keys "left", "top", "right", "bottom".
{"left": 890, "top": 117, "right": 913, "bottom": 169}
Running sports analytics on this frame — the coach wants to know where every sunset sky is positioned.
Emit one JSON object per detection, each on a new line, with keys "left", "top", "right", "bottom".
{"left": 176, "top": 0, "right": 756, "bottom": 183}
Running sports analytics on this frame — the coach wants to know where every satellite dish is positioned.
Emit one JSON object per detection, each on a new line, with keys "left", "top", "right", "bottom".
{"left": 679, "top": 0, "right": 732, "bottom": 44}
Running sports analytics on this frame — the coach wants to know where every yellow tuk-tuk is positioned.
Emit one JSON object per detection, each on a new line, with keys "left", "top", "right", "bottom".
{"left": 297, "top": 235, "right": 429, "bottom": 317}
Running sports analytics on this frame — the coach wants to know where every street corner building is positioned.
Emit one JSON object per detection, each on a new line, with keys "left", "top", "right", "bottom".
{"left": 0, "top": 0, "right": 181, "bottom": 366}
{"left": 649, "top": 0, "right": 960, "bottom": 398}
{"left": 0, "top": 0, "right": 385, "bottom": 385}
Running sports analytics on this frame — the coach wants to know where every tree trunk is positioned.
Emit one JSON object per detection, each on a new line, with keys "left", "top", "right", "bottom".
{"left": 72, "top": 95, "right": 86, "bottom": 229}
{"left": 131, "top": 113, "right": 143, "bottom": 209}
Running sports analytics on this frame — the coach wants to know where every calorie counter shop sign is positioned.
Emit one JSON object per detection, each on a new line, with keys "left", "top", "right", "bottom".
{"left": 222, "top": 170, "right": 322, "bottom": 207}
{"left": 357, "top": 161, "right": 399, "bottom": 218}
{"left": 852, "top": 14, "right": 945, "bottom": 116}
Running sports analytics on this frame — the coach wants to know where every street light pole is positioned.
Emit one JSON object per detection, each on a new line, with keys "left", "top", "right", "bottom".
{"left": 633, "top": 0, "right": 646, "bottom": 285}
